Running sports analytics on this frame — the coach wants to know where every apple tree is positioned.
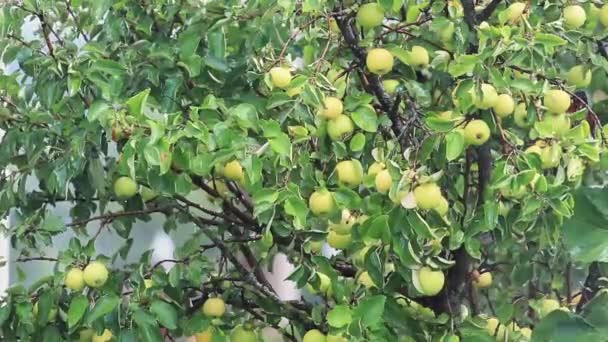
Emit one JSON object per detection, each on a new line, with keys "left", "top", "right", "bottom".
{"left": 1, "top": 0, "right": 608, "bottom": 341}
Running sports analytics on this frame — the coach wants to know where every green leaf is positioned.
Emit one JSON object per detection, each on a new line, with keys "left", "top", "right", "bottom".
{"left": 231, "top": 103, "right": 258, "bottom": 129}
{"left": 125, "top": 88, "right": 150, "bottom": 117}
{"left": 85, "top": 294, "right": 120, "bottom": 325}
{"left": 534, "top": 33, "right": 567, "bottom": 48}
{"left": 269, "top": 133, "right": 292, "bottom": 157}
{"left": 445, "top": 131, "right": 465, "bottom": 161}
{"left": 564, "top": 187, "right": 608, "bottom": 263}
{"left": 351, "top": 105, "right": 378, "bottom": 132}
{"left": 448, "top": 55, "right": 479, "bottom": 77}
{"left": 67, "top": 295, "right": 88, "bottom": 328}
{"left": 533, "top": 310, "right": 601, "bottom": 342}
{"left": 581, "top": 291, "right": 608, "bottom": 335}
{"left": 353, "top": 295, "right": 386, "bottom": 327}
{"left": 349, "top": 133, "right": 366, "bottom": 152}
{"left": 327, "top": 304, "right": 352, "bottom": 328}
{"left": 150, "top": 300, "right": 178, "bottom": 330}
{"left": 87, "top": 100, "right": 110, "bottom": 122}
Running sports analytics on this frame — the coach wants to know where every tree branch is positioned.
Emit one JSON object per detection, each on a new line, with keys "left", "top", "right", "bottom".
{"left": 478, "top": 0, "right": 503, "bottom": 22}
{"left": 576, "top": 261, "right": 602, "bottom": 312}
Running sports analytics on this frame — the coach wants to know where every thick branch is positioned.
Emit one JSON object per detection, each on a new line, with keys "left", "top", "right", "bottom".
{"left": 477, "top": 0, "right": 503, "bottom": 22}
{"left": 576, "top": 262, "right": 602, "bottom": 312}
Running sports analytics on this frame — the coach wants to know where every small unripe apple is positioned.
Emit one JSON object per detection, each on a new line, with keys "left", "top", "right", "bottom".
{"left": 327, "top": 334, "right": 348, "bottom": 342}
{"left": 92, "top": 329, "right": 113, "bottom": 342}
{"left": 195, "top": 329, "right": 213, "bottom": 342}
{"left": 506, "top": 2, "right": 527, "bottom": 23}
{"left": 563, "top": 5, "right": 586, "bottom": 29}
{"left": 230, "top": 325, "right": 258, "bottom": 342}
{"left": 413, "top": 183, "right": 442, "bottom": 210}
{"left": 473, "top": 271, "right": 492, "bottom": 288}
{"left": 463, "top": 119, "right": 491, "bottom": 146}
{"left": 356, "top": 3, "right": 384, "bottom": 29}
{"left": 513, "top": 103, "right": 532, "bottom": 128}
{"left": 493, "top": 94, "right": 515, "bottom": 117}
{"left": 566, "top": 65, "right": 592, "bottom": 88}
{"left": 525, "top": 145, "right": 542, "bottom": 155}
{"left": 375, "top": 169, "right": 392, "bottom": 193}
{"left": 539, "top": 298, "right": 560, "bottom": 318}
{"left": 83, "top": 261, "right": 109, "bottom": 288}
{"left": 540, "top": 145, "right": 562, "bottom": 169}
{"left": 408, "top": 45, "right": 429, "bottom": 67}
{"left": 224, "top": 160, "right": 244, "bottom": 182}
{"left": 383, "top": 79, "right": 400, "bottom": 94}
{"left": 269, "top": 67, "right": 292, "bottom": 89}
{"left": 303, "top": 329, "right": 326, "bottom": 342}
{"left": 486, "top": 318, "right": 507, "bottom": 340}
{"left": 366, "top": 48, "right": 394, "bottom": 75}
{"left": 434, "top": 196, "right": 449, "bottom": 216}
{"left": 544, "top": 89, "right": 571, "bottom": 113}
{"left": 357, "top": 271, "right": 376, "bottom": 288}
{"left": 202, "top": 297, "right": 226, "bottom": 317}
{"left": 65, "top": 268, "right": 86, "bottom": 291}
{"left": 601, "top": 4, "right": 608, "bottom": 26}
{"left": 417, "top": 267, "right": 445, "bottom": 296}
{"left": 327, "top": 114, "right": 354, "bottom": 141}
{"left": 327, "top": 230, "right": 352, "bottom": 249}
{"left": 309, "top": 190, "right": 335, "bottom": 216}
{"left": 472, "top": 83, "right": 498, "bottom": 109}
{"left": 328, "top": 18, "right": 339, "bottom": 32}
{"left": 367, "top": 162, "right": 385, "bottom": 176}
{"left": 544, "top": 112, "right": 571, "bottom": 136}
{"left": 308, "top": 240, "right": 324, "bottom": 253}
{"left": 520, "top": 327, "right": 532, "bottom": 338}
{"left": 320, "top": 96, "right": 343, "bottom": 119}
{"left": 140, "top": 186, "right": 158, "bottom": 202}
{"left": 113, "top": 176, "right": 138, "bottom": 199}
{"left": 335, "top": 160, "right": 364, "bottom": 187}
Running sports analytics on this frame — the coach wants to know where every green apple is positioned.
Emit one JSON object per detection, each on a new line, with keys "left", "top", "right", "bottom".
{"left": 83, "top": 261, "right": 109, "bottom": 288}
{"left": 33, "top": 302, "right": 57, "bottom": 322}
{"left": 65, "top": 268, "right": 86, "bottom": 291}
{"left": 140, "top": 186, "right": 158, "bottom": 202}
{"left": 464, "top": 119, "right": 491, "bottom": 146}
{"left": 269, "top": 67, "right": 292, "bottom": 89}
{"left": 546, "top": 112, "right": 571, "bottom": 136}
{"left": 544, "top": 89, "right": 571, "bottom": 113}
{"left": 500, "top": 185, "right": 526, "bottom": 199}
{"left": 566, "top": 65, "right": 592, "bottom": 88}
{"left": 195, "top": 329, "right": 213, "bottom": 342}
{"left": 563, "top": 5, "right": 586, "bottom": 28}
{"left": 417, "top": 267, "right": 445, "bottom": 296}
{"left": 473, "top": 271, "right": 492, "bottom": 288}
{"left": 408, "top": 45, "right": 429, "bottom": 67}
{"left": 329, "top": 210, "right": 355, "bottom": 235}
{"left": 493, "top": 94, "right": 515, "bottom": 117}
{"left": 303, "top": 329, "right": 326, "bottom": 342}
{"left": 308, "top": 240, "right": 325, "bottom": 253}
{"left": 202, "top": 297, "right": 226, "bottom": 317}
{"left": 513, "top": 102, "right": 532, "bottom": 127}
{"left": 230, "top": 325, "right": 258, "bottom": 342}
{"left": 540, "top": 144, "right": 562, "bottom": 169}
{"left": 113, "top": 176, "right": 138, "bottom": 199}
{"left": 520, "top": 327, "right": 532, "bottom": 338}
{"left": 92, "top": 329, "right": 113, "bottom": 342}
{"left": 320, "top": 96, "right": 343, "bottom": 119}
{"left": 434, "top": 196, "right": 449, "bottom": 216}
{"left": 525, "top": 145, "right": 542, "bottom": 156}
{"left": 309, "top": 190, "right": 335, "bottom": 216}
{"left": 375, "top": 169, "right": 392, "bottom": 193}
{"left": 224, "top": 160, "right": 244, "bottom": 182}
{"left": 327, "top": 334, "right": 348, "bottom": 342}
{"left": 539, "top": 298, "right": 560, "bottom": 318}
{"left": 383, "top": 79, "right": 400, "bottom": 94}
{"left": 472, "top": 83, "right": 498, "bottom": 109}
{"left": 335, "top": 160, "right": 364, "bottom": 187}
{"left": 366, "top": 48, "right": 394, "bottom": 75}
{"left": 439, "top": 22, "right": 455, "bottom": 42}
{"left": 414, "top": 183, "right": 442, "bottom": 209}
{"left": 356, "top": 3, "right": 384, "bottom": 29}
{"left": 368, "top": 161, "right": 386, "bottom": 176}
{"left": 506, "top": 2, "right": 527, "bottom": 23}
{"left": 601, "top": 4, "right": 608, "bottom": 26}
{"left": 327, "top": 230, "right": 352, "bottom": 249}
{"left": 327, "top": 114, "right": 354, "bottom": 141}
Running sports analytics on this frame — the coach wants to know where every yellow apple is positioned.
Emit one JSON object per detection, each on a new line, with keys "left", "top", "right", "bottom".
{"left": 202, "top": 297, "right": 226, "bottom": 317}
{"left": 539, "top": 298, "right": 560, "bottom": 318}
{"left": 601, "top": 4, "right": 608, "bottom": 26}
{"left": 507, "top": 2, "right": 527, "bottom": 23}
{"left": 335, "top": 160, "right": 364, "bottom": 187}
{"left": 309, "top": 190, "right": 335, "bottom": 216}
{"left": 375, "top": 169, "right": 392, "bottom": 193}
{"left": 195, "top": 328, "right": 213, "bottom": 342}
{"left": 327, "top": 230, "right": 352, "bottom": 249}
{"left": 434, "top": 196, "right": 449, "bottom": 216}
{"left": 366, "top": 48, "right": 394, "bottom": 75}
{"left": 544, "top": 89, "right": 571, "bottom": 113}
{"left": 417, "top": 267, "right": 445, "bottom": 296}
{"left": 329, "top": 209, "right": 355, "bottom": 235}
{"left": 563, "top": 5, "right": 586, "bottom": 28}
{"left": 472, "top": 83, "right": 498, "bottom": 109}
{"left": 493, "top": 94, "right": 515, "bottom": 117}
{"left": 327, "top": 114, "right": 354, "bottom": 141}
{"left": 113, "top": 176, "right": 138, "bottom": 199}
{"left": 65, "top": 268, "right": 86, "bottom": 291}
{"left": 540, "top": 145, "right": 562, "bottom": 169}
{"left": 566, "top": 65, "right": 592, "bottom": 88}
{"left": 464, "top": 119, "right": 491, "bottom": 146}
{"left": 356, "top": 3, "right": 384, "bottom": 29}
{"left": 367, "top": 162, "right": 385, "bottom": 176}
{"left": 320, "top": 96, "right": 343, "bottom": 119}
{"left": 92, "top": 329, "right": 113, "bottom": 342}
{"left": 83, "top": 261, "right": 109, "bottom": 288}
{"left": 303, "top": 329, "right": 326, "bottom": 342}
{"left": 486, "top": 318, "right": 507, "bottom": 339}
{"left": 525, "top": 145, "right": 542, "bottom": 155}
{"left": 144, "top": 279, "right": 154, "bottom": 289}
{"left": 520, "top": 327, "right": 532, "bottom": 338}
{"left": 383, "top": 79, "right": 400, "bottom": 94}
{"left": 413, "top": 183, "right": 442, "bottom": 210}
{"left": 223, "top": 160, "right": 244, "bottom": 182}
{"left": 230, "top": 325, "right": 258, "bottom": 342}
{"left": 269, "top": 67, "right": 292, "bottom": 89}
{"left": 409, "top": 45, "right": 429, "bottom": 67}
{"left": 357, "top": 271, "right": 376, "bottom": 288}
{"left": 473, "top": 271, "right": 492, "bottom": 288}
{"left": 544, "top": 112, "right": 571, "bottom": 136}
{"left": 139, "top": 186, "right": 158, "bottom": 202}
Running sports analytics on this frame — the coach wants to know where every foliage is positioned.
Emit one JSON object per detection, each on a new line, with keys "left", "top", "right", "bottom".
{"left": 0, "top": 0, "right": 607, "bottom": 341}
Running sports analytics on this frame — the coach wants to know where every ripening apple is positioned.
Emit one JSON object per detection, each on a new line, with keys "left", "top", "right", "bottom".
{"left": 413, "top": 183, "right": 442, "bottom": 210}
{"left": 367, "top": 161, "right": 385, "bottom": 176}
{"left": 539, "top": 298, "right": 560, "bottom": 318}
{"left": 506, "top": 2, "right": 526, "bottom": 23}
{"left": 65, "top": 268, "right": 86, "bottom": 291}
{"left": 308, "top": 240, "right": 324, "bottom": 253}
{"left": 357, "top": 271, "right": 376, "bottom": 288}
{"left": 566, "top": 65, "right": 592, "bottom": 88}
{"left": 473, "top": 271, "right": 492, "bottom": 288}
{"left": 230, "top": 325, "right": 258, "bottom": 342}
{"left": 356, "top": 3, "right": 384, "bottom": 29}
{"left": 327, "top": 230, "right": 352, "bottom": 249}
{"left": 303, "top": 329, "right": 326, "bottom": 342}
{"left": 195, "top": 329, "right": 213, "bottom": 342}
{"left": 544, "top": 89, "right": 571, "bottom": 113}
{"left": 92, "top": 329, "right": 113, "bottom": 342}
{"left": 563, "top": 5, "right": 586, "bottom": 29}
{"left": 202, "top": 297, "right": 226, "bottom": 317}
{"left": 486, "top": 318, "right": 507, "bottom": 340}
{"left": 224, "top": 160, "right": 244, "bottom": 182}
{"left": 327, "top": 114, "right": 355, "bottom": 141}
{"left": 525, "top": 145, "right": 542, "bottom": 155}
{"left": 329, "top": 210, "right": 355, "bottom": 235}
{"left": 269, "top": 67, "right": 292, "bottom": 89}
{"left": 327, "top": 334, "right": 348, "bottom": 342}
{"left": 140, "top": 186, "right": 158, "bottom": 202}
{"left": 113, "top": 176, "right": 138, "bottom": 199}
{"left": 408, "top": 45, "right": 429, "bottom": 67}
{"left": 83, "top": 261, "right": 109, "bottom": 288}
{"left": 520, "top": 327, "right": 532, "bottom": 338}
{"left": 513, "top": 103, "right": 532, "bottom": 128}
{"left": 320, "top": 96, "right": 343, "bottom": 119}
{"left": 383, "top": 79, "right": 400, "bottom": 95}
{"left": 601, "top": 4, "right": 608, "bottom": 26}
{"left": 366, "top": 48, "right": 394, "bottom": 75}
{"left": 335, "top": 160, "right": 364, "bottom": 187}
{"left": 434, "top": 196, "right": 449, "bottom": 216}
{"left": 375, "top": 169, "right": 392, "bottom": 193}
{"left": 493, "top": 94, "right": 515, "bottom": 117}
{"left": 417, "top": 267, "right": 445, "bottom": 296}
{"left": 546, "top": 112, "right": 571, "bottom": 136}
{"left": 309, "top": 190, "right": 334, "bottom": 216}
{"left": 463, "top": 119, "right": 491, "bottom": 146}
{"left": 472, "top": 83, "right": 498, "bottom": 109}
{"left": 540, "top": 145, "right": 562, "bottom": 169}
